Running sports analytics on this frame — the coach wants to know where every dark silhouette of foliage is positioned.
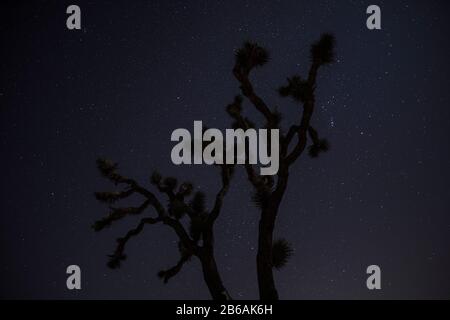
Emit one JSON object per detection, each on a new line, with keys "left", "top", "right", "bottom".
{"left": 278, "top": 75, "right": 312, "bottom": 103}
{"left": 272, "top": 239, "right": 293, "bottom": 270}
{"left": 235, "top": 41, "right": 269, "bottom": 74}
{"left": 93, "top": 32, "right": 335, "bottom": 301}
{"left": 228, "top": 33, "right": 336, "bottom": 300}
{"left": 310, "top": 33, "right": 335, "bottom": 65}
{"left": 93, "top": 158, "right": 234, "bottom": 300}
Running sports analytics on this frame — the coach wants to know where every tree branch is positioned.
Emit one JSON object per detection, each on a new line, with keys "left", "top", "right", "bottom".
{"left": 107, "top": 217, "right": 161, "bottom": 268}
{"left": 95, "top": 160, "right": 199, "bottom": 262}
{"left": 158, "top": 254, "right": 191, "bottom": 283}
{"left": 92, "top": 199, "right": 151, "bottom": 231}
{"left": 284, "top": 62, "right": 320, "bottom": 164}
{"left": 233, "top": 66, "right": 275, "bottom": 125}
{"left": 208, "top": 165, "right": 233, "bottom": 224}
{"left": 226, "top": 100, "right": 264, "bottom": 189}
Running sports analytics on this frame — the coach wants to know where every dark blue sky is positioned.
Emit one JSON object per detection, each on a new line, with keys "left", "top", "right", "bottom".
{"left": 1, "top": 0, "right": 449, "bottom": 299}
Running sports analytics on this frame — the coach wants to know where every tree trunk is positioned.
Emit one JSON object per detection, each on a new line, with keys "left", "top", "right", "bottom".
{"left": 199, "top": 227, "right": 231, "bottom": 300}
{"left": 257, "top": 206, "right": 279, "bottom": 300}
{"left": 199, "top": 249, "right": 231, "bottom": 300}
{"left": 257, "top": 167, "right": 289, "bottom": 300}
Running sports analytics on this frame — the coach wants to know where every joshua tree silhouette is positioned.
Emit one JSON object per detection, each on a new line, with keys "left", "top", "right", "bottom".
{"left": 93, "top": 33, "right": 334, "bottom": 300}
{"left": 93, "top": 158, "right": 234, "bottom": 300}
{"left": 227, "top": 33, "right": 336, "bottom": 300}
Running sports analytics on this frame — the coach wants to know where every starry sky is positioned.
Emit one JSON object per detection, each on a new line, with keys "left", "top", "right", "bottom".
{"left": 1, "top": 0, "right": 450, "bottom": 299}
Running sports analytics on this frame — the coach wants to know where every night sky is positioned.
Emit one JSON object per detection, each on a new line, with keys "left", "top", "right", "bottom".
{"left": 1, "top": 0, "right": 450, "bottom": 299}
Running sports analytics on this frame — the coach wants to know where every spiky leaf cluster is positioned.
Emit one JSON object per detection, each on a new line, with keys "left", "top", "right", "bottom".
{"left": 251, "top": 187, "right": 271, "bottom": 210}
{"left": 308, "top": 139, "right": 330, "bottom": 158}
{"left": 177, "top": 182, "right": 193, "bottom": 197}
{"left": 97, "top": 158, "right": 117, "bottom": 176}
{"left": 96, "top": 158, "right": 125, "bottom": 183}
{"left": 310, "top": 33, "right": 335, "bottom": 65}
{"left": 272, "top": 238, "right": 293, "bottom": 270}
{"left": 278, "top": 75, "right": 313, "bottom": 103}
{"left": 235, "top": 42, "right": 269, "bottom": 73}
{"left": 150, "top": 170, "right": 162, "bottom": 185}
{"left": 190, "top": 191, "right": 206, "bottom": 214}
